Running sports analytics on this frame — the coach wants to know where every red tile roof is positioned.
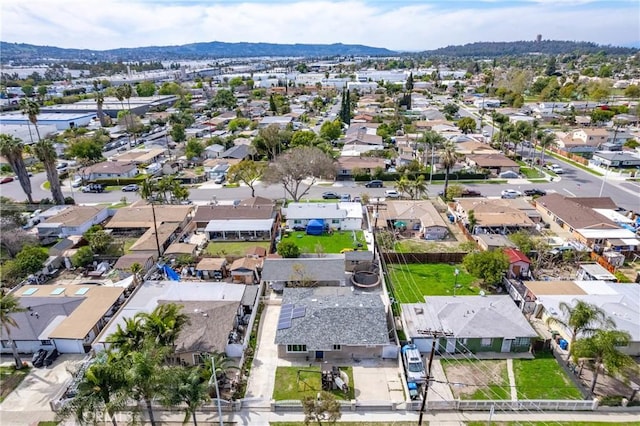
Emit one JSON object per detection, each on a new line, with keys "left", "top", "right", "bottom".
{"left": 504, "top": 248, "right": 531, "bottom": 264}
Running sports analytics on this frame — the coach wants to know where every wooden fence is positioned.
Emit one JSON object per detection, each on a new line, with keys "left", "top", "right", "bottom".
{"left": 382, "top": 252, "right": 467, "bottom": 264}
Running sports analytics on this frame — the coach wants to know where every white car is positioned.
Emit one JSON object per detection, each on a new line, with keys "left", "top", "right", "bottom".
{"left": 501, "top": 189, "right": 522, "bottom": 199}
{"left": 385, "top": 190, "right": 401, "bottom": 199}
{"left": 551, "top": 165, "right": 564, "bottom": 174}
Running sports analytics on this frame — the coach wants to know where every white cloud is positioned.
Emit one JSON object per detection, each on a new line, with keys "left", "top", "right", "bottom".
{"left": 0, "top": 0, "right": 638, "bottom": 51}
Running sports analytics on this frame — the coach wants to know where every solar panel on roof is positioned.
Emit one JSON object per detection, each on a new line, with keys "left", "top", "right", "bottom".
{"left": 50, "top": 288, "right": 65, "bottom": 295}
{"left": 281, "top": 303, "right": 294, "bottom": 311}
{"left": 22, "top": 288, "right": 38, "bottom": 295}
{"left": 74, "top": 287, "right": 90, "bottom": 295}
{"left": 277, "top": 318, "right": 292, "bottom": 330}
{"left": 291, "top": 307, "right": 306, "bottom": 319}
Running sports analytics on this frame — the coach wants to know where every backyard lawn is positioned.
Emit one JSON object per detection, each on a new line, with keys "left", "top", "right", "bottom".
{"left": 282, "top": 230, "right": 367, "bottom": 254}
{"left": 0, "top": 365, "right": 30, "bottom": 402}
{"left": 272, "top": 366, "right": 355, "bottom": 401}
{"left": 513, "top": 351, "right": 582, "bottom": 400}
{"left": 441, "top": 359, "right": 510, "bottom": 400}
{"left": 387, "top": 263, "right": 480, "bottom": 302}
{"left": 205, "top": 241, "right": 271, "bottom": 257}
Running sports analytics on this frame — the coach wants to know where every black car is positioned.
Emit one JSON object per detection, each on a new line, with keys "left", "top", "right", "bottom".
{"left": 524, "top": 188, "right": 547, "bottom": 197}
{"left": 33, "top": 349, "right": 47, "bottom": 368}
{"left": 43, "top": 349, "right": 59, "bottom": 367}
{"left": 322, "top": 191, "right": 340, "bottom": 199}
{"left": 365, "top": 180, "right": 384, "bottom": 188}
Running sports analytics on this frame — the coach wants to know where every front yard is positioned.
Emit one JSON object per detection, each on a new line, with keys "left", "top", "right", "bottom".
{"left": 441, "top": 359, "right": 510, "bottom": 400}
{"left": 282, "top": 230, "right": 367, "bottom": 254}
{"left": 0, "top": 365, "right": 31, "bottom": 402}
{"left": 513, "top": 352, "right": 582, "bottom": 399}
{"left": 387, "top": 263, "right": 481, "bottom": 302}
{"left": 272, "top": 366, "right": 355, "bottom": 401}
{"left": 205, "top": 241, "right": 271, "bottom": 257}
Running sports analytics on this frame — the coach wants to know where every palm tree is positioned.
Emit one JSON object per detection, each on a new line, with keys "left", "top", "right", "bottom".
{"left": 162, "top": 366, "right": 210, "bottom": 426}
{"left": 440, "top": 141, "right": 458, "bottom": 201}
{"left": 125, "top": 344, "right": 169, "bottom": 426}
{"left": 411, "top": 175, "right": 428, "bottom": 200}
{"left": 95, "top": 91, "right": 107, "bottom": 127}
{"left": 140, "top": 178, "right": 157, "bottom": 202}
{"left": 0, "top": 134, "right": 33, "bottom": 203}
{"left": 19, "top": 99, "right": 42, "bottom": 142}
{"left": 538, "top": 132, "right": 557, "bottom": 167}
{"left": 33, "top": 138, "right": 65, "bottom": 204}
{"left": 202, "top": 351, "right": 239, "bottom": 397}
{"left": 421, "top": 130, "right": 446, "bottom": 173}
{"left": 0, "top": 291, "right": 27, "bottom": 369}
{"left": 546, "top": 300, "right": 615, "bottom": 354}
{"left": 130, "top": 262, "right": 143, "bottom": 287}
{"left": 107, "top": 316, "right": 147, "bottom": 353}
{"left": 139, "top": 303, "right": 190, "bottom": 348}
{"left": 394, "top": 175, "right": 412, "bottom": 199}
{"left": 121, "top": 84, "right": 137, "bottom": 145}
{"left": 572, "top": 330, "right": 635, "bottom": 396}
{"left": 56, "top": 352, "right": 127, "bottom": 426}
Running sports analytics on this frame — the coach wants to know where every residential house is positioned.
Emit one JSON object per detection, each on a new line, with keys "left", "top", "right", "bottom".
{"left": 474, "top": 234, "right": 516, "bottom": 251}
{"left": 556, "top": 129, "right": 608, "bottom": 155}
{"left": 36, "top": 206, "right": 110, "bottom": 240}
{"left": 93, "top": 281, "right": 259, "bottom": 362}
{"left": 591, "top": 151, "right": 640, "bottom": 168}
{"left": 219, "top": 144, "right": 252, "bottom": 160}
{"left": 274, "top": 287, "right": 393, "bottom": 360}
{"left": 112, "top": 149, "right": 165, "bottom": 165}
{"left": 204, "top": 144, "right": 226, "bottom": 159}
{"left": 455, "top": 141, "right": 500, "bottom": 156}
{"left": 454, "top": 199, "right": 537, "bottom": 234}
{"left": 284, "top": 202, "right": 363, "bottom": 231}
{"left": 262, "top": 257, "right": 347, "bottom": 291}
{"left": 228, "top": 257, "right": 262, "bottom": 284}
{"left": 82, "top": 161, "right": 138, "bottom": 181}
{"left": 344, "top": 124, "right": 383, "bottom": 146}
{"left": 195, "top": 257, "right": 227, "bottom": 280}
{"left": 336, "top": 156, "right": 386, "bottom": 179}
{"left": 205, "top": 219, "right": 275, "bottom": 242}
{"left": 517, "top": 280, "right": 640, "bottom": 355}
{"left": 466, "top": 154, "right": 520, "bottom": 176}
{"left": 379, "top": 200, "right": 449, "bottom": 240}
{"left": 401, "top": 296, "right": 537, "bottom": 354}
{"left": 259, "top": 116, "right": 293, "bottom": 128}
{"left": 193, "top": 203, "right": 278, "bottom": 231}
{"left": 113, "top": 253, "right": 155, "bottom": 276}
{"left": 504, "top": 248, "right": 531, "bottom": 279}
{"left": 1, "top": 285, "right": 124, "bottom": 354}
{"left": 576, "top": 263, "right": 617, "bottom": 282}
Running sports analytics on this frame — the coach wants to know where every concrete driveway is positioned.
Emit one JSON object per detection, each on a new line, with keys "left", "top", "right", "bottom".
{"left": 0, "top": 354, "right": 85, "bottom": 424}
{"left": 352, "top": 359, "right": 405, "bottom": 401}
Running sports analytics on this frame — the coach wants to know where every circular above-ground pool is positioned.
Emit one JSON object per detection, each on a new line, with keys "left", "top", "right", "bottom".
{"left": 351, "top": 270, "right": 380, "bottom": 288}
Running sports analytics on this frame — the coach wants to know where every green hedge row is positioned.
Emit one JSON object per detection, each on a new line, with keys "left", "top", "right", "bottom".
{"left": 89, "top": 175, "right": 149, "bottom": 185}
{"left": 353, "top": 172, "right": 489, "bottom": 182}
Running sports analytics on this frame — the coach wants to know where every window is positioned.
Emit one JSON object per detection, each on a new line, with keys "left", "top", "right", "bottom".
{"left": 294, "top": 220, "right": 301, "bottom": 224}
{"left": 332, "top": 219, "right": 340, "bottom": 224}
{"left": 286, "top": 345, "right": 307, "bottom": 353}
{"left": 333, "top": 345, "right": 342, "bottom": 351}
{"left": 193, "top": 353, "right": 207, "bottom": 365}
{"left": 1, "top": 340, "right": 9, "bottom": 348}
{"left": 40, "top": 340, "right": 52, "bottom": 346}
{"left": 481, "top": 338, "right": 492, "bottom": 347}
{"left": 514, "top": 337, "right": 529, "bottom": 347}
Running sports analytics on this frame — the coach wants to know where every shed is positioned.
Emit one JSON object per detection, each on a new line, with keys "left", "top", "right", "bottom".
{"left": 306, "top": 219, "right": 325, "bottom": 236}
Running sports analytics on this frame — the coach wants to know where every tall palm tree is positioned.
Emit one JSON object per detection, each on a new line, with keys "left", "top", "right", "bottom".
{"left": 421, "top": 130, "right": 446, "bottom": 172}
{"left": 107, "top": 316, "right": 146, "bottom": 353}
{"left": 162, "top": 366, "right": 210, "bottom": 426}
{"left": 139, "top": 303, "right": 190, "bottom": 348}
{"left": 0, "top": 134, "right": 33, "bottom": 203}
{"left": 125, "top": 344, "right": 169, "bottom": 426}
{"left": 33, "top": 138, "right": 65, "bottom": 204}
{"left": 572, "top": 330, "right": 635, "bottom": 396}
{"left": 538, "top": 132, "right": 557, "bottom": 167}
{"left": 394, "top": 175, "right": 412, "bottom": 199}
{"left": 546, "top": 300, "right": 615, "bottom": 354}
{"left": 411, "top": 175, "right": 428, "bottom": 200}
{"left": 121, "top": 84, "right": 137, "bottom": 144}
{"left": 19, "top": 99, "right": 42, "bottom": 142}
{"left": 0, "top": 291, "right": 27, "bottom": 368}
{"left": 440, "top": 141, "right": 458, "bottom": 201}
{"left": 56, "top": 352, "right": 127, "bottom": 426}
{"left": 95, "top": 91, "right": 107, "bottom": 127}
{"left": 140, "top": 178, "right": 157, "bottom": 202}
{"left": 202, "top": 351, "right": 239, "bottom": 397}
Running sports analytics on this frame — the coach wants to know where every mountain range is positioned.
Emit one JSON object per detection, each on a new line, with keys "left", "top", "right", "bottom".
{"left": 0, "top": 40, "right": 636, "bottom": 62}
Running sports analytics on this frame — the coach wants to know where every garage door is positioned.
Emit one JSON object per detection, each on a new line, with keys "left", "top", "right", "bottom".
{"left": 413, "top": 338, "right": 433, "bottom": 353}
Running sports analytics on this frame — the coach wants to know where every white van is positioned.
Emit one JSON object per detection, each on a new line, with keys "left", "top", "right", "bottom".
{"left": 402, "top": 344, "right": 427, "bottom": 384}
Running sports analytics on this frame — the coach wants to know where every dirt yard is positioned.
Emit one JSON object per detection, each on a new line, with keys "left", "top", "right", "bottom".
{"left": 441, "top": 360, "right": 509, "bottom": 399}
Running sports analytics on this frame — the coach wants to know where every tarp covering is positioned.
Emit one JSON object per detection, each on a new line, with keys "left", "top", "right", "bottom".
{"left": 306, "top": 219, "right": 325, "bottom": 235}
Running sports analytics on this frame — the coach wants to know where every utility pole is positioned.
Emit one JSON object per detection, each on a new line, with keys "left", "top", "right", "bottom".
{"left": 372, "top": 202, "right": 380, "bottom": 258}
{"left": 418, "top": 338, "right": 438, "bottom": 426}
{"left": 149, "top": 201, "right": 161, "bottom": 259}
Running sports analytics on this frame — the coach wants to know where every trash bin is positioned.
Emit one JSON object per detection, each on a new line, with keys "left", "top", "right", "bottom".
{"left": 559, "top": 339, "right": 568, "bottom": 350}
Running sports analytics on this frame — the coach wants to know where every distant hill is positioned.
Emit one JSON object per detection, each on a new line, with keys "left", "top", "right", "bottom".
{"left": 421, "top": 40, "right": 638, "bottom": 57}
{"left": 0, "top": 41, "right": 395, "bottom": 62}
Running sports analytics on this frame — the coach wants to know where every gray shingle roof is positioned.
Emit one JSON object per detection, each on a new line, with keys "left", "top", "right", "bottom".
{"left": 274, "top": 287, "right": 389, "bottom": 350}
{"left": 8, "top": 297, "right": 84, "bottom": 341}
{"left": 261, "top": 258, "right": 346, "bottom": 282}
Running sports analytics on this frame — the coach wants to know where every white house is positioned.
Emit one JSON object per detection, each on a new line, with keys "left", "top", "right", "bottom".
{"left": 82, "top": 161, "right": 139, "bottom": 181}
{"left": 285, "top": 202, "right": 363, "bottom": 231}
{"left": 36, "top": 206, "right": 110, "bottom": 240}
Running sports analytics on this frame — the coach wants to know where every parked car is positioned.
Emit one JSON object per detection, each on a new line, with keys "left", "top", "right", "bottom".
{"left": 322, "top": 191, "right": 340, "bottom": 199}
{"left": 71, "top": 177, "right": 83, "bottom": 188}
{"left": 402, "top": 344, "right": 427, "bottom": 384}
{"left": 0, "top": 176, "right": 14, "bottom": 184}
{"left": 116, "top": 146, "right": 127, "bottom": 153}
{"left": 31, "top": 349, "right": 46, "bottom": 364}
{"left": 340, "top": 193, "right": 351, "bottom": 202}
{"left": 352, "top": 196, "right": 362, "bottom": 203}
{"left": 213, "top": 174, "right": 226, "bottom": 184}
{"left": 43, "top": 348, "right": 59, "bottom": 367}
{"left": 365, "top": 180, "right": 384, "bottom": 188}
{"left": 551, "top": 165, "right": 564, "bottom": 174}
{"left": 438, "top": 187, "right": 482, "bottom": 198}
{"left": 550, "top": 245, "right": 574, "bottom": 256}
{"left": 81, "top": 183, "right": 105, "bottom": 193}
{"left": 32, "top": 349, "right": 47, "bottom": 368}
{"left": 501, "top": 189, "right": 522, "bottom": 199}
{"left": 524, "top": 188, "right": 547, "bottom": 197}
{"left": 385, "top": 189, "right": 401, "bottom": 199}
{"left": 122, "top": 184, "right": 139, "bottom": 192}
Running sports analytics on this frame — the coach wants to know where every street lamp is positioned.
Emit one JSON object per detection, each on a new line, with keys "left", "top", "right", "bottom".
{"left": 208, "top": 355, "right": 224, "bottom": 426}
{"left": 453, "top": 268, "right": 460, "bottom": 297}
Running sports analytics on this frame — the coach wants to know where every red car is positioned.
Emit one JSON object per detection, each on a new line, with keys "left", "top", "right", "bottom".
{"left": 0, "top": 177, "right": 14, "bottom": 184}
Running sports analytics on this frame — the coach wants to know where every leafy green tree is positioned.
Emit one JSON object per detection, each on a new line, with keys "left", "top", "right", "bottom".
{"left": 72, "top": 246, "right": 95, "bottom": 267}
{"left": 158, "top": 81, "right": 183, "bottom": 96}
{"left": 572, "top": 330, "right": 636, "bottom": 396}
{"left": 319, "top": 120, "right": 342, "bottom": 141}
{"left": 277, "top": 240, "right": 301, "bottom": 258}
{"left": 66, "top": 138, "right": 104, "bottom": 165}
{"left": 457, "top": 117, "right": 476, "bottom": 134}
{"left": 442, "top": 103, "right": 459, "bottom": 117}
{"left": 33, "top": 138, "right": 65, "bottom": 204}
{"left": 291, "top": 130, "right": 317, "bottom": 147}
{"left": 462, "top": 249, "right": 509, "bottom": 287}
{"left": 302, "top": 391, "right": 341, "bottom": 426}
{"left": 227, "top": 160, "right": 266, "bottom": 197}
{"left": 546, "top": 301, "right": 615, "bottom": 353}
{"left": 162, "top": 366, "right": 210, "bottom": 425}
{"left": 14, "top": 245, "right": 48, "bottom": 275}
{"left": 228, "top": 118, "right": 251, "bottom": 132}
{"left": 170, "top": 123, "right": 186, "bottom": 143}
{"left": 136, "top": 80, "right": 156, "bottom": 97}
{"left": 211, "top": 89, "right": 237, "bottom": 110}
{"left": 84, "top": 225, "right": 113, "bottom": 254}
{"left": 624, "top": 84, "right": 640, "bottom": 98}
{"left": 0, "top": 134, "right": 33, "bottom": 203}
{"left": 21, "top": 84, "right": 34, "bottom": 98}
{"left": 590, "top": 108, "right": 615, "bottom": 125}
{"left": 0, "top": 291, "right": 27, "bottom": 369}
{"left": 185, "top": 138, "right": 204, "bottom": 160}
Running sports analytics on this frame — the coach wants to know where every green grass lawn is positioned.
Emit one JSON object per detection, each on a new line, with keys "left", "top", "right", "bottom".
{"left": 205, "top": 241, "right": 271, "bottom": 257}
{"left": 282, "top": 230, "right": 366, "bottom": 254}
{"left": 519, "top": 167, "right": 543, "bottom": 179}
{"left": 394, "top": 240, "right": 475, "bottom": 254}
{"left": 121, "top": 237, "right": 139, "bottom": 254}
{"left": 513, "top": 351, "right": 582, "bottom": 400}
{"left": 387, "top": 263, "right": 480, "bottom": 302}
{"left": 0, "top": 365, "right": 31, "bottom": 402}
{"left": 272, "top": 366, "right": 355, "bottom": 401}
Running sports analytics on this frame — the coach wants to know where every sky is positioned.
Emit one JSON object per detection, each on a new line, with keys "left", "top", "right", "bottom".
{"left": 1, "top": 0, "right": 638, "bottom": 52}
